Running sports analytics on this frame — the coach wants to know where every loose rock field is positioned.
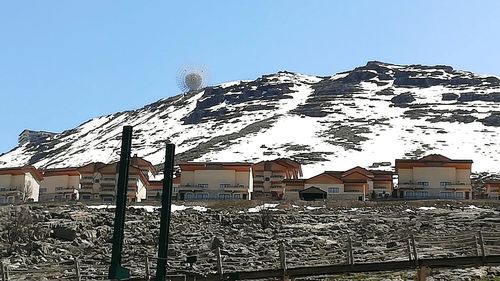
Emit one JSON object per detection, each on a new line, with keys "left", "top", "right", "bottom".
{"left": 1, "top": 200, "right": 500, "bottom": 280}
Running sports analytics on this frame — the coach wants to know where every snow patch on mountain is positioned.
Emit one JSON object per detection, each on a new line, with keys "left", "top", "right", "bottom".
{"left": 1, "top": 62, "right": 500, "bottom": 177}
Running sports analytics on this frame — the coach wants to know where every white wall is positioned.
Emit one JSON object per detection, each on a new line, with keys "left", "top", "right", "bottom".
{"left": 413, "top": 167, "right": 456, "bottom": 189}
{"left": 24, "top": 173, "right": 40, "bottom": 202}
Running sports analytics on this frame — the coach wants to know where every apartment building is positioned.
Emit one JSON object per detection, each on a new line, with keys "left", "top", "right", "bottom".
{"left": 282, "top": 179, "right": 306, "bottom": 200}
{"left": 290, "top": 167, "right": 393, "bottom": 201}
{"left": 395, "top": 154, "right": 473, "bottom": 199}
{"left": 147, "top": 176, "right": 180, "bottom": 201}
{"left": 18, "top": 129, "right": 56, "bottom": 146}
{"left": 0, "top": 166, "right": 43, "bottom": 204}
{"left": 253, "top": 158, "right": 302, "bottom": 200}
{"left": 40, "top": 168, "right": 80, "bottom": 201}
{"left": 78, "top": 157, "right": 156, "bottom": 202}
{"left": 484, "top": 180, "right": 500, "bottom": 200}
{"left": 177, "top": 162, "right": 253, "bottom": 200}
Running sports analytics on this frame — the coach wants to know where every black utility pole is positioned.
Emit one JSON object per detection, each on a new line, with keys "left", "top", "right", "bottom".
{"left": 155, "top": 143, "right": 175, "bottom": 281}
{"left": 108, "top": 126, "right": 133, "bottom": 280}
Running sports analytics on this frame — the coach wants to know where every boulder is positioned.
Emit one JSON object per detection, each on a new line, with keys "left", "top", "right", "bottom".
{"left": 52, "top": 226, "right": 77, "bottom": 241}
{"left": 391, "top": 93, "right": 416, "bottom": 105}
{"left": 442, "top": 93, "right": 459, "bottom": 101}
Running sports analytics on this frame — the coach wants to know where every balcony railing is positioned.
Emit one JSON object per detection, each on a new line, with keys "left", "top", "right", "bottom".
{"left": 54, "top": 187, "right": 77, "bottom": 193}
{"left": 0, "top": 187, "right": 20, "bottom": 194}
{"left": 398, "top": 183, "right": 428, "bottom": 189}
{"left": 178, "top": 185, "right": 207, "bottom": 191}
{"left": 80, "top": 178, "right": 93, "bottom": 183}
{"left": 100, "top": 190, "right": 115, "bottom": 195}
{"left": 101, "top": 179, "right": 116, "bottom": 184}
{"left": 444, "top": 183, "right": 471, "bottom": 190}
{"left": 221, "top": 185, "right": 248, "bottom": 191}
{"left": 344, "top": 190, "right": 364, "bottom": 193}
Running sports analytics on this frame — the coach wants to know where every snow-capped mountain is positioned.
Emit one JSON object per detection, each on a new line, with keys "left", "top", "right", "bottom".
{"left": 1, "top": 61, "right": 500, "bottom": 177}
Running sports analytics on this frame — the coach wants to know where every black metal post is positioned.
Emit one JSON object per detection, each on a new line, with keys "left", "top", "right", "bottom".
{"left": 108, "top": 126, "right": 133, "bottom": 280}
{"left": 155, "top": 143, "right": 175, "bottom": 281}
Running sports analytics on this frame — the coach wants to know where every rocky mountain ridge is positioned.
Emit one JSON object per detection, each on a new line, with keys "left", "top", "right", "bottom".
{"left": 1, "top": 61, "right": 500, "bottom": 176}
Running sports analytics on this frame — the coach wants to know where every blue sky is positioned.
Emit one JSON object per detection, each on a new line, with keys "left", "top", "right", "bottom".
{"left": 1, "top": 1, "right": 499, "bottom": 153}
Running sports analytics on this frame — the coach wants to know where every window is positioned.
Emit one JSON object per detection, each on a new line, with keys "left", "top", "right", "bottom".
{"left": 197, "top": 184, "right": 208, "bottom": 189}
{"left": 39, "top": 188, "right": 47, "bottom": 193}
{"left": 455, "top": 192, "right": 464, "bottom": 199}
{"left": 219, "top": 193, "right": 231, "bottom": 200}
{"left": 7, "top": 196, "right": 15, "bottom": 203}
{"left": 81, "top": 195, "right": 91, "bottom": 200}
{"left": 233, "top": 194, "right": 241, "bottom": 199}
{"left": 185, "top": 193, "right": 194, "bottom": 200}
{"left": 103, "top": 197, "right": 114, "bottom": 202}
{"left": 196, "top": 193, "right": 209, "bottom": 200}
{"left": 0, "top": 187, "right": 6, "bottom": 191}
{"left": 220, "top": 184, "right": 231, "bottom": 189}
{"left": 417, "top": 182, "right": 429, "bottom": 186}
{"left": 328, "top": 187, "right": 340, "bottom": 193}
{"left": 0, "top": 196, "right": 5, "bottom": 204}
{"left": 440, "top": 192, "right": 453, "bottom": 198}
{"left": 440, "top": 182, "right": 452, "bottom": 186}
{"left": 55, "top": 186, "right": 64, "bottom": 191}
{"left": 405, "top": 191, "right": 415, "bottom": 198}
{"left": 415, "top": 191, "right": 429, "bottom": 198}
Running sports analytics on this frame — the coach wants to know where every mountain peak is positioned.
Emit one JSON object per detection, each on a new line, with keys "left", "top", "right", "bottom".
{"left": 1, "top": 62, "right": 499, "bottom": 176}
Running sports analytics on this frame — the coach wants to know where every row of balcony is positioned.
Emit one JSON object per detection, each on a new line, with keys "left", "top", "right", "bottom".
{"left": 80, "top": 178, "right": 136, "bottom": 184}
{"left": 0, "top": 187, "right": 21, "bottom": 195}
{"left": 178, "top": 184, "right": 249, "bottom": 191}
{"left": 398, "top": 183, "right": 471, "bottom": 190}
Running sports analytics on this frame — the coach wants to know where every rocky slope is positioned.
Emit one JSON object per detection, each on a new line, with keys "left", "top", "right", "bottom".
{"left": 1, "top": 201, "right": 500, "bottom": 280}
{"left": 1, "top": 61, "right": 500, "bottom": 176}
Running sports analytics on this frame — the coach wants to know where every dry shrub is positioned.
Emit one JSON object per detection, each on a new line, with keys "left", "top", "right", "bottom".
{"left": 1, "top": 206, "right": 50, "bottom": 255}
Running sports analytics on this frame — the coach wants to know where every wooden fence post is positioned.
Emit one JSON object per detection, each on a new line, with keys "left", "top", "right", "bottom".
{"left": 279, "top": 242, "right": 288, "bottom": 279}
{"left": 1, "top": 260, "right": 5, "bottom": 281}
{"left": 216, "top": 247, "right": 223, "bottom": 279}
{"left": 4, "top": 262, "right": 9, "bottom": 281}
{"left": 410, "top": 234, "right": 418, "bottom": 267}
{"left": 75, "top": 257, "right": 81, "bottom": 281}
{"left": 4, "top": 264, "right": 8, "bottom": 281}
{"left": 478, "top": 230, "right": 486, "bottom": 261}
{"left": 475, "top": 233, "right": 481, "bottom": 256}
{"left": 346, "top": 236, "right": 354, "bottom": 265}
{"left": 145, "top": 256, "right": 151, "bottom": 280}
{"left": 406, "top": 239, "right": 413, "bottom": 261}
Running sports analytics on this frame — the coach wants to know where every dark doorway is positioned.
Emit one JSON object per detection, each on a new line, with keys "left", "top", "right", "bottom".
{"left": 299, "top": 186, "right": 327, "bottom": 201}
